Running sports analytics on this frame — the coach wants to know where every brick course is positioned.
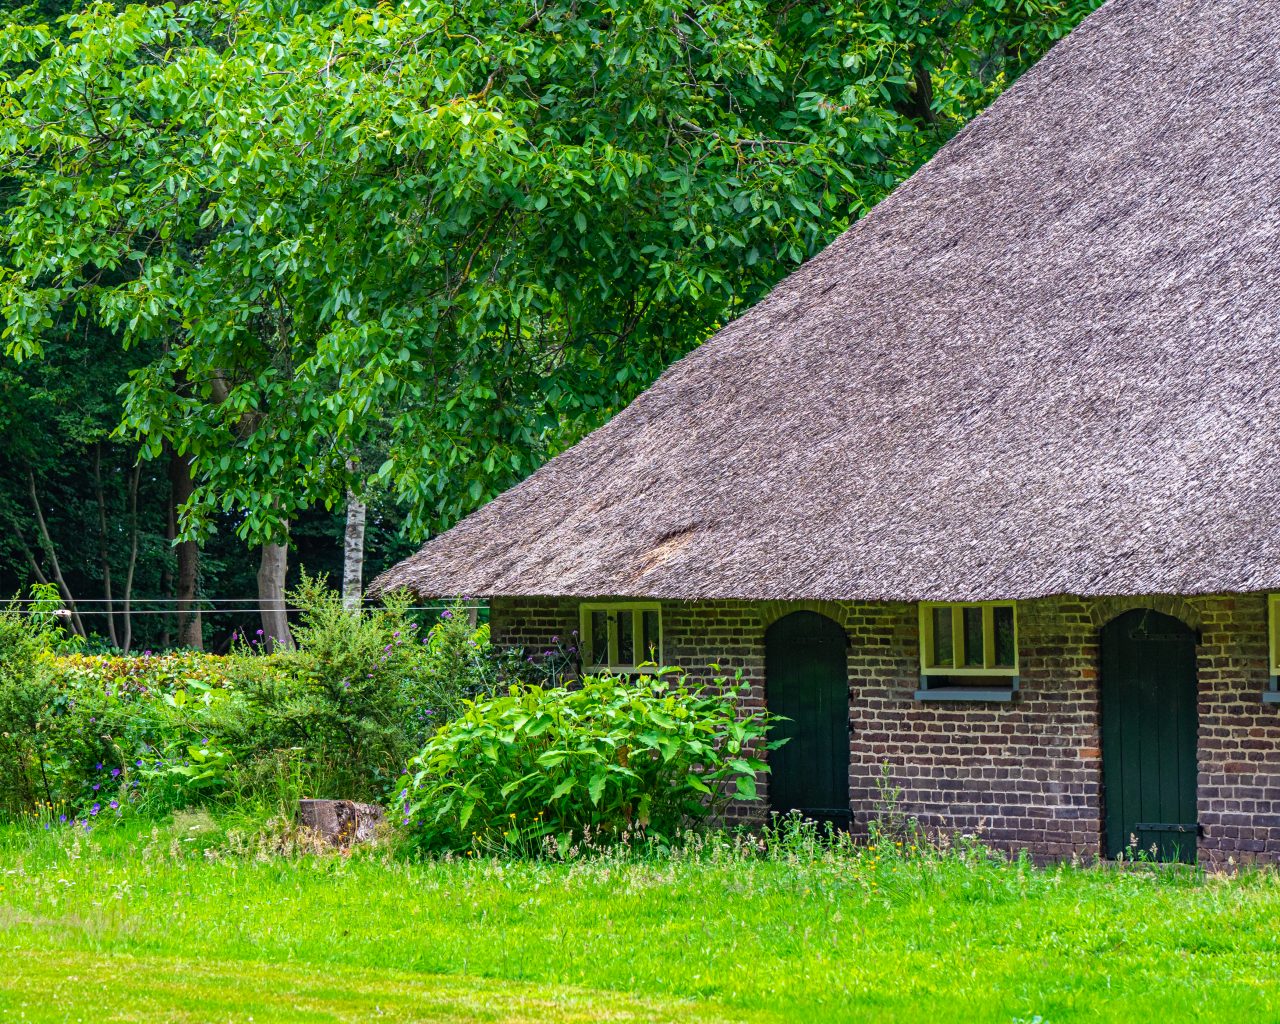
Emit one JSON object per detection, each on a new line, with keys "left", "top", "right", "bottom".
{"left": 490, "top": 593, "right": 1280, "bottom": 864}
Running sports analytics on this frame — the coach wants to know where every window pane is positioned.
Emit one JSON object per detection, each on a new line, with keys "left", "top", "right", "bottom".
{"left": 963, "top": 607, "right": 984, "bottom": 667}
{"left": 617, "top": 610, "right": 635, "bottom": 666}
{"left": 931, "top": 608, "right": 953, "bottom": 667}
{"left": 993, "top": 606, "right": 1016, "bottom": 668}
{"left": 589, "top": 611, "right": 609, "bottom": 666}
{"left": 642, "top": 609, "right": 661, "bottom": 664}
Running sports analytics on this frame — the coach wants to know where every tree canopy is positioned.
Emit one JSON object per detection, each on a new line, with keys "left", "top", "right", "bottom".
{"left": 0, "top": 0, "right": 1101, "bottom": 646}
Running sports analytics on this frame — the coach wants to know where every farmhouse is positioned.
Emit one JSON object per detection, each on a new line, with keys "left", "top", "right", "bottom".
{"left": 374, "top": 0, "right": 1280, "bottom": 865}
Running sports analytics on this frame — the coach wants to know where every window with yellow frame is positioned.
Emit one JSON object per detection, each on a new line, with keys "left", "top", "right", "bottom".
{"left": 580, "top": 602, "right": 662, "bottom": 673}
{"left": 917, "top": 602, "right": 1018, "bottom": 700}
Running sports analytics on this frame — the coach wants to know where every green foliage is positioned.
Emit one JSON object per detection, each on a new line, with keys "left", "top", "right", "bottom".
{"left": 0, "top": 0, "right": 1103, "bottom": 548}
{"left": 0, "top": 583, "right": 512, "bottom": 820}
{"left": 0, "top": 588, "right": 61, "bottom": 809}
{"left": 402, "top": 669, "right": 775, "bottom": 852}
{"left": 415, "top": 601, "right": 502, "bottom": 723}
{"left": 235, "top": 581, "right": 501, "bottom": 800}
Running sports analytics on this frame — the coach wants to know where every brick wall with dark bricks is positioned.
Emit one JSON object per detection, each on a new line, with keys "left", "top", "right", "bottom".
{"left": 490, "top": 592, "right": 1280, "bottom": 864}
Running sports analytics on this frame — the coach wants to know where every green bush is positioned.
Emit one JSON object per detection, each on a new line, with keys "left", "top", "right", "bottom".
{"left": 240, "top": 578, "right": 499, "bottom": 801}
{"left": 400, "top": 668, "right": 777, "bottom": 854}
{"left": 0, "top": 588, "right": 64, "bottom": 813}
{"left": 0, "top": 581, "right": 510, "bottom": 823}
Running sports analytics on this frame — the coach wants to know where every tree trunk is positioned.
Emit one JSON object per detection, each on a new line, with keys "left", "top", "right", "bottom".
{"left": 169, "top": 451, "right": 203, "bottom": 650}
{"left": 342, "top": 483, "right": 367, "bottom": 613}
{"left": 121, "top": 460, "right": 142, "bottom": 654}
{"left": 25, "top": 470, "right": 86, "bottom": 637}
{"left": 91, "top": 443, "right": 119, "bottom": 648}
{"left": 258, "top": 532, "right": 293, "bottom": 651}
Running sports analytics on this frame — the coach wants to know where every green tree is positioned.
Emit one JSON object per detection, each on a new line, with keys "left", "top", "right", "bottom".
{"left": 0, "top": 0, "right": 1100, "bottom": 637}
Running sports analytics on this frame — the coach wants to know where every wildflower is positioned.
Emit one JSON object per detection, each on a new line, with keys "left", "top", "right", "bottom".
{"left": 111, "top": 768, "right": 120, "bottom": 778}
{"left": 440, "top": 610, "right": 453, "bottom": 620}
{"left": 95, "top": 762, "right": 103, "bottom": 771}
{"left": 109, "top": 800, "right": 119, "bottom": 811}
{"left": 92, "top": 783, "right": 100, "bottom": 792}
{"left": 90, "top": 803, "right": 100, "bottom": 816}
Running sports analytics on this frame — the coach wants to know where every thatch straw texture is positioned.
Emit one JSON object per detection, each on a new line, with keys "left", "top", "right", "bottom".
{"left": 372, "top": 0, "right": 1280, "bottom": 602}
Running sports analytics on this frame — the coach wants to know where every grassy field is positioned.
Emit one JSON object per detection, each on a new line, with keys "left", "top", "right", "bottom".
{"left": 1, "top": 817, "right": 1278, "bottom": 1023}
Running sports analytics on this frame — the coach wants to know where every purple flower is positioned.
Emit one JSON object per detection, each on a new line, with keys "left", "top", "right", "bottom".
{"left": 551, "top": 636, "right": 560, "bottom": 644}
{"left": 201, "top": 738, "right": 208, "bottom": 746}
{"left": 90, "top": 803, "right": 100, "bottom": 816}
{"left": 111, "top": 768, "right": 120, "bottom": 778}
{"left": 256, "top": 629, "right": 264, "bottom": 636}
{"left": 59, "top": 815, "right": 66, "bottom": 823}
{"left": 92, "top": 783, "right": 100, "bottom": 792}
{"left": 440, "top": 610, "right": 453, "bottom": 620}
{"left": 95, "top": 763, "right": 103, "bottom": 771}
{"left": 109, "top": 800, "right": 119, "bottom": 810}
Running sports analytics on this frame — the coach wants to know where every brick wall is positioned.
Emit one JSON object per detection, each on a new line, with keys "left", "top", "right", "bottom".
{"left": 490, "top": 592, "right": 1280, "bottom": 864}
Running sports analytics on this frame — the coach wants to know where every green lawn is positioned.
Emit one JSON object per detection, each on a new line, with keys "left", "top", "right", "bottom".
{"left": 1, "top": 818, "right": 1278, "bottom": 1023}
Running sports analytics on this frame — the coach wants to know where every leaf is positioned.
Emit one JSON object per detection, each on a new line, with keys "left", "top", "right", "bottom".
{"left": 549, "top": 778, "right": 575, "bottom": 800}
{"left": 734, "top": 775, "right": 757, "bottom": 801}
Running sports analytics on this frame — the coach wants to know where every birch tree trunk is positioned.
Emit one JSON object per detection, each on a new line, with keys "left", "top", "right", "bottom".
{"left": 342, "top": 487, "right": 367, "bottom": 613}
{"left": 258, "top": 531, "right": 293, "bottom": 651}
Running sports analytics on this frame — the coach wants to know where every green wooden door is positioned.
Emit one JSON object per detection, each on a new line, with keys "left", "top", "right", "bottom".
{"left": 765, "top": 612, "right": 850, "bottom": 826}
{"left": 1101, "top": 609, "right": 1199, "bottom": 862}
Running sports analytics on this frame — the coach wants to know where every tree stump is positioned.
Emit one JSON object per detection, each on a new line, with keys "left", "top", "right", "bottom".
{"left": 298, "top": 799, "right": 384, "bottom": 845}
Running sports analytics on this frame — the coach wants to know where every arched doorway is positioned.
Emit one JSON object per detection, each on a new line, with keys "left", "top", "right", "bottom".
{"left": 1100, "top": 608, "right": 1199, "bottom": 862}
{"left": 764, "top": 611, "right": 850, "bottom": 826}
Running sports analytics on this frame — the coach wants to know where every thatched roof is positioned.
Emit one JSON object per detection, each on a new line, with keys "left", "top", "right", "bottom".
{"left": 372, "top": 0, "right": 1280, "bottom": 603}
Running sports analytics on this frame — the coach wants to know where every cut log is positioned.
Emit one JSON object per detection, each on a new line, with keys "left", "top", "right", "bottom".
{"left": 298, "top": 799, "right": 384, "bottom": 845}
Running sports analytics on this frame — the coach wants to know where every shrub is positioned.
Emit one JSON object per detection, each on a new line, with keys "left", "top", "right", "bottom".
{"left": 400, "top": 668, "right": 777, "bottom": 854}
{"left": 234, "top": 573, "right": 430, "bottom": 801}
{"left": 237, "top": 580, "right": 499, "bottom": 802}
{"left": 415, "top": 603, "right": 500, "bottom": 724}
{"left": 0, "top": 588, "right": 64, "bottom": 813}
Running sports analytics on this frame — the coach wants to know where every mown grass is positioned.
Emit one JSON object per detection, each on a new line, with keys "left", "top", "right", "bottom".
{"left": 0, "top": 817, "right": 1278, "bottom": 1023}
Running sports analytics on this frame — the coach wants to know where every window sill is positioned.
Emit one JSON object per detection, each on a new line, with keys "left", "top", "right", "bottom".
{"left": 914, "top": 687, "right": 1016, "bottom": 703}
{"left": 1263, "top": 690, "right": 1280, "bottom": 705}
